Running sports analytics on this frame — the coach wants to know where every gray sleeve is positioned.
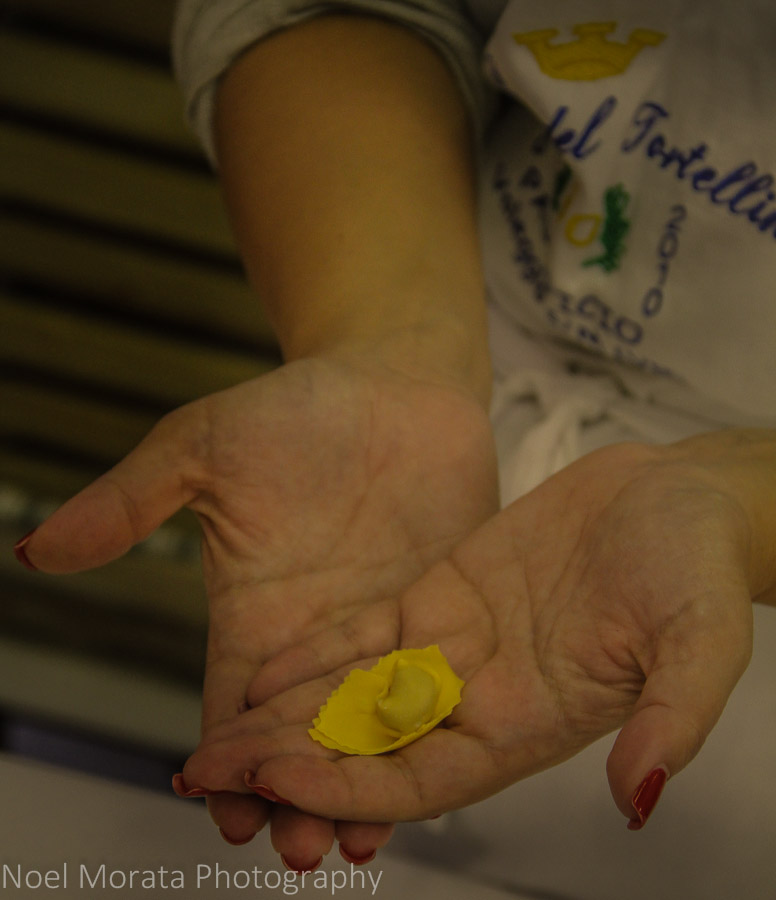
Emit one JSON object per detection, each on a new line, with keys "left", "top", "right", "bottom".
{"left": 172, "top": 0, "right": 496, "bottom": 164}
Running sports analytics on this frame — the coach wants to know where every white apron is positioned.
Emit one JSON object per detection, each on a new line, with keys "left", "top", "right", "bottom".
{"left": 477, "top": 0, "right": 776, "bottom": 501}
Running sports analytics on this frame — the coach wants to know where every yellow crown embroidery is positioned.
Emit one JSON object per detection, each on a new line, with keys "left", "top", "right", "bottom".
{"left": 513, "top": 22, "right": 665, "bottom": 81}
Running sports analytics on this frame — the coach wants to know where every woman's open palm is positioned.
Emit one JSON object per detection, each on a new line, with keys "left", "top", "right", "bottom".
{"left": 182, "top": 439, "right": 754, "bottom": 840}
{"left": 18, "top": 356, "right": 499, "bottom": 865}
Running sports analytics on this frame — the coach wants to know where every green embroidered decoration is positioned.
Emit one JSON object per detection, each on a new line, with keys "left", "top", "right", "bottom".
{"left": 583, "top": 183, "right": 631, "bottom": 272}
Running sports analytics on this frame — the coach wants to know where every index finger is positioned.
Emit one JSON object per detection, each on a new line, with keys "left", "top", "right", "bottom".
{"left": 250, "top": 726, "right": 506, "bottom": 822}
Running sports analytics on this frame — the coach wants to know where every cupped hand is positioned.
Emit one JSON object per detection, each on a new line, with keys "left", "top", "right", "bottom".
{"left": 182, "top": 436, "right": 756, "bottom": 834}
{"left": 16, "top": 356, "right": 499, "bottom": 866}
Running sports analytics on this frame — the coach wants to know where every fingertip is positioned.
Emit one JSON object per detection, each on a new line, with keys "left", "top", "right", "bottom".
{"left": 171, "top": 772, "right": 213, "bottom": 798}
{"left": 206, "top": 792, "right": 272, "bottom": 842}
{"left": 335, "top": 821, "right": 394, "bottom": 859}
{"left": 339, "top": 845, "right": 376, "bottom": 865}
{"left": 219, "top": 827, "right": 256, "bottom": 846}
{"left": 335, "top": 821, "right": 394, "bottom": 866}
{"left": 13, "top": 521, "right": 77, "bottom": 575}
{"left": 626, "top": 765, "right": 669, "bottom": 831}
{"left": 280, "top": 855, "right": 323, "bottom": 875}
{"left": 607, "top": 719, "right": 672, "bottom": 827}
{"left": 10, "top": 490, "right": 127, "bottom": 574}
{"left": 13, "top": 530, "right": 38, "bottom": 572}
{"left": 254, "top": 755, "right": 340, "bottom": 817}
{"left": 244, "top": 771, "right": 293, "bottom": 805}
{"left": 270, "top": 803, "right": 335, "bottom": 873}
{"left": 606, "top": 702, "right": 677, "bottom": 813}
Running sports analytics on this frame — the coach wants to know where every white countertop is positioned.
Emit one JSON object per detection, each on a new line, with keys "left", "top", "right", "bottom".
{"left": 0, "top": 752, "right": 536, "bottom": 900}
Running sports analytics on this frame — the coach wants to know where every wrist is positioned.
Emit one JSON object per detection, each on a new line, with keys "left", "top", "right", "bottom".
{"left": 666, "top": 429, "right": 776, "bottom": 606}
{"left": 278, "top": 289, "right": 493, "bottom": 408}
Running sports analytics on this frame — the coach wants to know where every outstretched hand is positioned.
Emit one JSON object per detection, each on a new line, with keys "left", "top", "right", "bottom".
{"left": 181, "top": 437, "right": 758, "bottom": 836}
{"left": 16, "top": 357, "right": 499, "bottom": 867}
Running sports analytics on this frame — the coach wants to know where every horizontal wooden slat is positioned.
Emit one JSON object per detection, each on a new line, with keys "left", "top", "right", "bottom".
{"left": 1, "top": 292, "right": 273, "bottom": 408}
{"left": 0, "top": 450, "right": 102, "bottom": 504}
{"left": 0, "top": 215, "right": 276, "bottom": 345}
{"left": 0, "top": 537, "right": 208, "bottom": 684}
{"left": 1, "top": 122, "right": 233, "bottom": 252}
{"left": 0, "top": 380, "right": 158, "bottom": 465}
{"left": 0, "top": 479, "right": 206, "bottom": 631}
{"left": 0, "top": 4, "right": 260, "bottom": 696}
{"left": 0, "top": 28, "right": 197, "bottom": 153}
{"left": 0, "top": 555, "right": 207, "bottom": 629}
{"left": 0, "top": 476, "right": 206, "bottom": 638}
{"left": 3, "top": 0, "right": 177, "bottom": 54}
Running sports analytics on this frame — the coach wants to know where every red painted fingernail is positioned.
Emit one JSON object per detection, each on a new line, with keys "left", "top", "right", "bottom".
{"left": 244, "top": 771, "right": 292, "bottom": 805}
{"left": 281, "top": 855, "right": 323, "bottom": 874}
{"left": 339, "top": 845, "right": 377, "bottom": 865}
{"left": 172, "top": 773, "right": 212, "bottom": 798}
{"left": 219, "top": 827, "right": 255, "bottom": 846}
{"left": 628, "top": 766, "right": 669, "bottom": 830}
{"left": 14, "top": 530, "right": 38, "bottom": 572}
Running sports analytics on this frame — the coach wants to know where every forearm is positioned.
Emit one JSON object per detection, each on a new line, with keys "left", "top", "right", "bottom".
{"left": 214, "top": 14, "right": 491, "bottom": 404}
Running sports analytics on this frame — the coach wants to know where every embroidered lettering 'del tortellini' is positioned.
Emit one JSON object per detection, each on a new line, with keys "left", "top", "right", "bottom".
{"left": 309, "top": 646, "right": 465, "bottom": 755}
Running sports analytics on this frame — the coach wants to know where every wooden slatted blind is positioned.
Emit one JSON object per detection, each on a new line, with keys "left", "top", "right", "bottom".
{"left": 1, "top": 0, "right": 280, "bottom": 684}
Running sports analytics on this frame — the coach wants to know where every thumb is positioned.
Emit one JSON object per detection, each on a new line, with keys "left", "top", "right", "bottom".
{"left": 606, "top": 593, "right": 753, "bottom": 830}
{"left": 14, "top": 408, "right": 203, "bottom": 574}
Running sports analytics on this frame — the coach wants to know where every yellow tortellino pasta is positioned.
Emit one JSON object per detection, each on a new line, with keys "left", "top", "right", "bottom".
{"left": 309, "top": 645, "right": 465, "bottom": 755}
